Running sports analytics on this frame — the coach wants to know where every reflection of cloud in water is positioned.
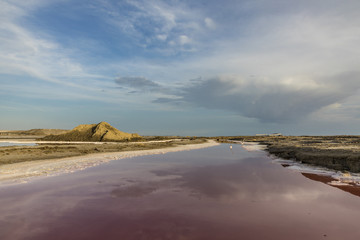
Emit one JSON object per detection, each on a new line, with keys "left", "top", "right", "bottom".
{"left": 111, "top": 184, "right": 158, "bottom": 198}
{"left": 153, "top": 157, "right": 326, "bottom": 202}
{"left": 0, "top": 142, "right": 36, "bottom": 147}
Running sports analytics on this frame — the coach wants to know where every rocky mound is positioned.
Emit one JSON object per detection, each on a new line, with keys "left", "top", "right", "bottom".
{"left": 42, "top": 122, "right": 141, "bottom": 142}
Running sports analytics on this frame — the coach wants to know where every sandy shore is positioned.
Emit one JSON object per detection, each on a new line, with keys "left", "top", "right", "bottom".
{"left": 0, "top": 139, "right": 181, "bottom": 144}
{"left": 0, "top": 140, "right": 219, "bottom": 185}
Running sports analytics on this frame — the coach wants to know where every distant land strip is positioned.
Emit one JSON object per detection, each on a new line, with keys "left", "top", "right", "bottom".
{"left": 220, "top": 135, "right": 360, "bottom": 173}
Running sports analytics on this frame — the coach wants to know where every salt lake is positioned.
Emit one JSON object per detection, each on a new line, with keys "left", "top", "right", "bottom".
{"left": 0, "top": 143, "right": 359, "bottom": 239}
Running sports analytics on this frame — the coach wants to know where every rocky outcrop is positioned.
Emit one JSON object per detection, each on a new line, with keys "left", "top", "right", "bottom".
{"left": 41, "top": 122, "right": 141, "bottom": 142}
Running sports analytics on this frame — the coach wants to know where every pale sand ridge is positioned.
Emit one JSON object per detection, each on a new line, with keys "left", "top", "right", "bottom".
{"left": 0, "top": 140, "right": 219, "bottom": 185}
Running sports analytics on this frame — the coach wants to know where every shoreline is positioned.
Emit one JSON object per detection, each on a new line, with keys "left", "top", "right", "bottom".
{"left": 229, "top": 139, "right": 360, "bottom": 196}
{"left": 0, "top": 139, "right": 181, "bottom": 144}
{"left": 223, "top": 136, "right": 360, "bottom": 173}
{"left": 0, "top": 140, "right": 219, "bottom": 185}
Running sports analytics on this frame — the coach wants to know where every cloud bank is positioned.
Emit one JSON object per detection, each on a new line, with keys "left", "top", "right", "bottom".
{"left": 154, "top": 72, "right": 360, "bottom": 122}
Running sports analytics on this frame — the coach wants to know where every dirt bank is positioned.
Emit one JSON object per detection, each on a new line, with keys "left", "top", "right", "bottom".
{"left": 0, "top": 139, "right": 219, "bottom": 184}
{"left": 0, "top": 139, "right": 206, "bottom": 166}
{"left": 224, "top": 136, "right": 360, "bottom": 172}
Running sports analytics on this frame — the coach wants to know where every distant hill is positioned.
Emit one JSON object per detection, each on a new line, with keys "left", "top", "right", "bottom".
{"left": 0, "top": 129, "right": 69, "bottom": 138}
{"left": 41, "top": 122, "right": 142, "bottom": 142}
{"left": 19, "top": 129, "right": 69, "bottom": 136}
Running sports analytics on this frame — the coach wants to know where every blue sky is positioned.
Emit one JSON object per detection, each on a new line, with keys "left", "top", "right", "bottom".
{"left": 1, "top": 0, "right": 360, "bottom": 136}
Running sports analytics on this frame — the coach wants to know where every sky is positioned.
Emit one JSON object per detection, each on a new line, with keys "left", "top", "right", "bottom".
{"left": 1, "top": 0, "right": 360, "bottom": 136}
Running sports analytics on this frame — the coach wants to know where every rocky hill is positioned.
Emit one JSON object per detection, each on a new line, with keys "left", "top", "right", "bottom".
{"left": 41, "top": 122, "right": 142, "bottom": 142}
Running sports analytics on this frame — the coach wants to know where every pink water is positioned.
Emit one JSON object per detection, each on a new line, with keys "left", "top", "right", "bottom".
{"left": 0, "top": 144, "right": 360, "bottom": 239}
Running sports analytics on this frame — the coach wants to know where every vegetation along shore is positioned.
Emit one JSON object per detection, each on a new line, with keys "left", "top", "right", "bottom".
{"left": 220, "top": 136, "right": 360, "bottom": 173}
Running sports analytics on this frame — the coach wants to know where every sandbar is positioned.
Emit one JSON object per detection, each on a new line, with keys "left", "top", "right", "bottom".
{"left": 0, "top": 140, "right": 219, "bottom": 185}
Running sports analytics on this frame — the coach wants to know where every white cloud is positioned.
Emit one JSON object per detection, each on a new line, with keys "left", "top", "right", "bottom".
{"left": 92, "top": 0, "right": 211, "bottom": 53}
{"left": 0, "top": 0, "right": 112, "bottom": 95}
{"left": 179, "top": 35, "right": 191, "bottom": 45}
{"left": 156, "top": 34, "right": 167, "bottom": 41}
{"left": 204, "top": 17, "right": 216, "bottom": 29}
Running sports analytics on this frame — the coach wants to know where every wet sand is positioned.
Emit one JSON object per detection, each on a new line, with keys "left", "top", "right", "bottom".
{"left": 1, "top": 144, "right": 360, "bottom": 239}
{"left": 0, "top": 140, "right": 219, "bottom": 185}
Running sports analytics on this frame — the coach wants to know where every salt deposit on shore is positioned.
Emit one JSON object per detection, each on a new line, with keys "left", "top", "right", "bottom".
{"left": 0, "top": 140, "right": 219, "bottom": 185}
{"left": 240, "top": 142, "right": 267, "bottom": 151}
{"left": 228, "top": 140, "right": 267, "bottom": 151}
{"left": 272, "top": 158, "right": 360, "bottom": 186}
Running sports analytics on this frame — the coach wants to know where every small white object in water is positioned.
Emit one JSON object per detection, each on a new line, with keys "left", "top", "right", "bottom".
{"left": 230, "top": 145, "right": 232, "bottom": 149}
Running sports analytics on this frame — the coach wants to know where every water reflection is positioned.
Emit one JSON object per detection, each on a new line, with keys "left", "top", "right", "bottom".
{"left": 275, "top": 157, "right": 360, "bottom": 198}
{"left": 0, "top": 144, "right": 360, "bottom": 240}
{"left": 0, "top": 142, "right": 36, "bottom": 147}
{"left": 111, "top": 184, "right": 158, "bottom": 198}
{"left": 302, "top": 173, "right": 360, "bottom": 198}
